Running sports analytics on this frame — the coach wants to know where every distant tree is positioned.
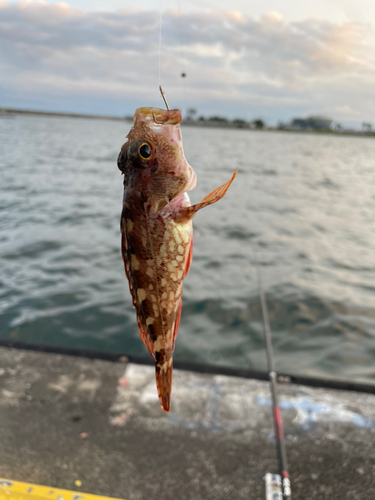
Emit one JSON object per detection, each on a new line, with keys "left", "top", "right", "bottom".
{"left": 186, "top": 108, "right": 197, "bottom": 121}
{"left": 362, "top": 122, "right": 372, "bottom": 133}
{"left": 198, "top": 116, "right": 206, "bottom": 121}
{"left": 253, "top": 119, "right": 265, "bottom": 129}
{"left": 232, "top": 118, "right": 248, "bottom": 128}
{"left": 208, "top": 116, "right": 228, "bottom": 123}
{"left": 333, "top": 122, "right": 343, "bottom": 132}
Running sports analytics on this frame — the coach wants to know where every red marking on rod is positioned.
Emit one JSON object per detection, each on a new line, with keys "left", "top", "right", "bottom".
{"left": 273, "top": 406, "right": 285, "bottom": 440}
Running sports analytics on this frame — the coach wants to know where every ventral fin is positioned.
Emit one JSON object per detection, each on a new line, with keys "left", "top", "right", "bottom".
{"left": 184, "top": 237, "right": 193, "bottom": 278}
{"left": 172, "top": 300, "right": 182, "bottom": 352}
{"left": 175, "top": 168, "right": 237, "bottom": 223}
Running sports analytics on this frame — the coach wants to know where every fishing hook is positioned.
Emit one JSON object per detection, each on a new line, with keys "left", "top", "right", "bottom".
{"left": 152, "top": 86, "right": 170, "bottom": 123}
{"left": 152, "top": 113, "right": 164, "bottom": 124}
{"left": 159, "top": 86, "right": 170, "bottom": 110}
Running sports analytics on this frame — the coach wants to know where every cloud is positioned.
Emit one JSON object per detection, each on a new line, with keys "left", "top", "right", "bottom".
{"left": 335, "top": 104, "right": 360, "bottom": 116}
{"left": 1, "top": 1, "right": 375, "bottom": 122}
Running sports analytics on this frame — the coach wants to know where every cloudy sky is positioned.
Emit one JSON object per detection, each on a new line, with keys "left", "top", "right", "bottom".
{"left": 1, "top": 0, "right": 375, "bottom": 126}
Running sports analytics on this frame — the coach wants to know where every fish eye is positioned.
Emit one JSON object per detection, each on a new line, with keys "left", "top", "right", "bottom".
{"left": 139, "top": 143, "right": 151, "bottom": 160}
{"left": 117, "top": 150, "right": 125, "bottom": 171}
{"left": 117, "top": 143, "right": 128, "bottom": 173}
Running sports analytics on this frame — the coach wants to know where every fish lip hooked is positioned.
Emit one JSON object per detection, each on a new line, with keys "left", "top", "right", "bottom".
{"left": 152, "top": 113, "right": 164, "bottom": 125}
{"left": 134, "top": 107, "right": 182, "bottom": 126}
{"left": 151, "top": 111, "right": 181, "bottom": 125}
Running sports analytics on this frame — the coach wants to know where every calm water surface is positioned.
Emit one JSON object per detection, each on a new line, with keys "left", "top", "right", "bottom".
{"left": 1, "top": 115, "right": 375, "bottom": 383}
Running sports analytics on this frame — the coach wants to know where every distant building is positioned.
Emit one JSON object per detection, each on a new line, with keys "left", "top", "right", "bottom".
{"left": 291, "top": 116, "right": 332, "bottom": 131}
{"left": 292, "top": 118, "right": 309, "bottom": 129}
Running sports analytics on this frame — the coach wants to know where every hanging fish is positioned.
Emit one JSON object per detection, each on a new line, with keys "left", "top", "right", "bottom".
{"left": 117, "top": 107, "right": 237, "bottom": 412}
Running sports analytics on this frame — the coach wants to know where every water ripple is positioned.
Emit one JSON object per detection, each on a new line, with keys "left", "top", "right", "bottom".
{"left": 0, "top": 116, "right": 375, "bottom": 384}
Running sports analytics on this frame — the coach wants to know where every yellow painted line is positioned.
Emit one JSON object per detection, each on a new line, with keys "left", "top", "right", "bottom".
{"left": 0, "top": 479, "right": 126, "bottom": 500}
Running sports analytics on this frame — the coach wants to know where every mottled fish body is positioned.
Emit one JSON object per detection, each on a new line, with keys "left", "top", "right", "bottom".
{"left": 117, "top": 107, "right": 237, "bottom": 411}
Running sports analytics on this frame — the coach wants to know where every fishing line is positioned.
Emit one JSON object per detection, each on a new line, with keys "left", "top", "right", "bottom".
{"left": 177, "top": 0, "right": 187, "bottom": 113}
{"left": 158, "top": 0, "right": 163, "bottom": 88}
{"left": 159, "top": 0, "right": 187, "bottom": 111}
{"left": 158, "top": 0, "right": 170, "bottom": 110}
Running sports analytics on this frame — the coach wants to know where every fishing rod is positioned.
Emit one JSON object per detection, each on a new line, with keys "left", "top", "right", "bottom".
{"left": 256, "top": 265, "right": 292, "bottom": 500}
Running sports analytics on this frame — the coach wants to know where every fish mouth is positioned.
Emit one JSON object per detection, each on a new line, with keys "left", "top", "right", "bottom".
{"left": 134, "top": 107, "right": 182, "bottom": 126}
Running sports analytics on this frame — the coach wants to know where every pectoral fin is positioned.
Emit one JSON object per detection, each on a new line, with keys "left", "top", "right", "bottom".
{"left": 175, "top": 168, "right": 238, "bottom": 223}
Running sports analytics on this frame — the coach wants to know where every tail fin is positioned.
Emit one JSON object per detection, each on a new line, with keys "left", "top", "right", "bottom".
{"left": 155, "top": 359, "right": 173, "bottom": 412}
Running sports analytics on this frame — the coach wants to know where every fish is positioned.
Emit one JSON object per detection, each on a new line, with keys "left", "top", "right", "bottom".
{"left": 117, "top": 106, "right": 237, "bottom": 412}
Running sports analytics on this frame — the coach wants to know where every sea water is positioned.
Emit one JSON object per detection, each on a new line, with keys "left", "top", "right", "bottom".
{"left": 1, "top": 114, "right": 374, "bottom": 383}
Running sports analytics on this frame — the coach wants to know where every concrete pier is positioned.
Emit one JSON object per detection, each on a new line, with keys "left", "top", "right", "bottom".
{"left": 0, "top": 347, "right": 374, "bottom": 499}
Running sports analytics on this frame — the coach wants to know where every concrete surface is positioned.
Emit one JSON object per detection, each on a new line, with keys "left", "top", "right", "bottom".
{"left": 0, "top": 347, "right": 374, "bottom": 499}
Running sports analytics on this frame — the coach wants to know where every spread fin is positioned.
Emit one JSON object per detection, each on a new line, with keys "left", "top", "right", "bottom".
{"left": 184, "top": 237, "right": 193, "bottom": 278}
{"left": 172, "top": 300, "right": 182, "bottom": 352}
{"left": 175, "top": 168, "right": 237, "bottom": 223}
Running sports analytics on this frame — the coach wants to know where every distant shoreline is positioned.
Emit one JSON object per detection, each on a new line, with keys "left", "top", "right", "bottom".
{"left": 181, "top": 120, "right": 375, "bottom": 138}
{"left": 0, "top": 107, "right": 131, "bottom": 122}
{"left": 1, "top": 107, "right": 374, "bottom": 138}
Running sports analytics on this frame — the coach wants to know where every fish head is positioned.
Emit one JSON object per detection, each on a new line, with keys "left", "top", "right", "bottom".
{"left": 118, "top": 107, "right": 196, "bottom": 211}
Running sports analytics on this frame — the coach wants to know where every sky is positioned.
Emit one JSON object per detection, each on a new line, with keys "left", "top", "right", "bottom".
{"left": 1, "top": 0, "right": 375, "bottom": 126}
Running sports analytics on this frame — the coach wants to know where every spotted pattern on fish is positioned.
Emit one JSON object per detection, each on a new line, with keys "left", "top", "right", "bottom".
{"left": 118, "top": 107, "right": 237, "bottom": 411}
